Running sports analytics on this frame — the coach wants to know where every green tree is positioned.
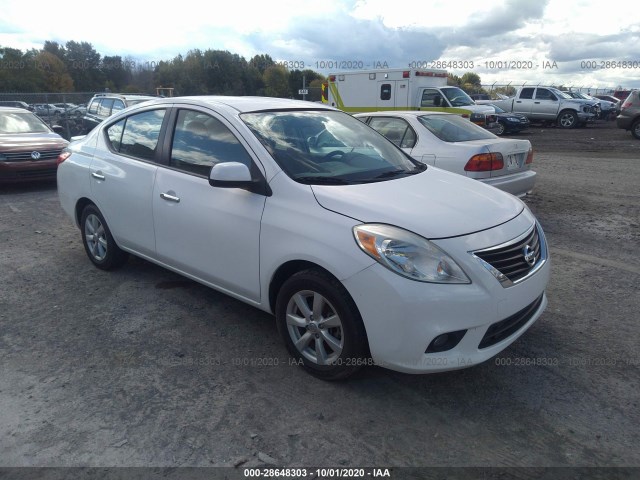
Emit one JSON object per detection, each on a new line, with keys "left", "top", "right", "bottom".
{"left": 64, "top": 41, "right": 103, "bottom": 91}
{"left": 447, "top": 73, "right": 461, "bottom": 86}
{"left": 101, "top": 55, "right": 131, "bottom": 91}
{"left": 263, "top": 65, "right": 290, "bottom": 97}
{"left": 249, "top": 54, "right": 275, "bottom": 75}
{"left": 34, "top": 52, "right": 74, "bottom": 91}
{"left": 288, "top": 69, "right": 325, "bottom": 99}
{"left": 308, "top": 78, "right": 325, "bottom": 102}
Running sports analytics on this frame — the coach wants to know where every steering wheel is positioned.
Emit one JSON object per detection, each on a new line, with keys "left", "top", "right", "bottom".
{"left": 323, "top": 150, "right": 345, "bottom": 160}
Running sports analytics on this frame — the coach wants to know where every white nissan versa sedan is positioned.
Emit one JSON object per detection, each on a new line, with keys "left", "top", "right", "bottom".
{"left": 57, "top": 96, "right": 550, "bottom": 380}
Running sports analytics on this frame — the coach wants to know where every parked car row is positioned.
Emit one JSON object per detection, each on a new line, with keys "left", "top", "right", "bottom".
{"left": 0, "top": 101, "right": 89, "bottom": 120}
{"left": 477, "top": 86, "right": 599, "bottom": 128}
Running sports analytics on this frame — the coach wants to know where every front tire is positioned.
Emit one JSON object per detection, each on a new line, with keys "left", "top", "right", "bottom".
{"left": 557, "top": 110, "right": 578, "bottom": 128}
{"left": 275, "top": 270, "right": 368, "bottom": 380}
{"left": 80, "top": 204, "right": 128, "bottom": 270}
{"left": 495, "top": 122, "right": 506, "bottom": 136}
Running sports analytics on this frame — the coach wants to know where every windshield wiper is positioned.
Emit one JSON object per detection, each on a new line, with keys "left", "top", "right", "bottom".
{"left": 296, "top": 176, "right": 351, "bottom": 185}
{"left": 373, "top": 170, "right": 410, "bottom": 179}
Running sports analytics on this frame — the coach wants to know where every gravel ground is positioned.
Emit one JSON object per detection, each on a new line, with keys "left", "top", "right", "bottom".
{"left": 0, "top": 120, "right": 638, "bottom": 477}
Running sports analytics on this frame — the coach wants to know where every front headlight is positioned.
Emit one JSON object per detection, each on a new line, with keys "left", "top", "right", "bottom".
{"left": 353, "top": 224, "right": 470, "bottom": 284}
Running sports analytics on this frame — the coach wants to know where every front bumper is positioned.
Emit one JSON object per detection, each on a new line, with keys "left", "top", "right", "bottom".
{"left": 343, "top": 211, "right": 550, "bottom": 374}
{"left": 577, "top": 112, "right": 596, "bottom": 122}
{"left": 0, "top": 159, "right": 58, "bottom": 183}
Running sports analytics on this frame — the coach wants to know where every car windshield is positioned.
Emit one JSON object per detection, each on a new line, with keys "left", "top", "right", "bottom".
{"left": 241, "top": 110, "right": 424, "bottom": 185}
{"left": 490, "top": 104, "right": 506, "bottom": 113}
{"left": 442, "top": 87, "right": 475, "bottom": 107}
{"left": 0, "top": 112, "right": 51, "bottom": 134}
{"left": 551, "top": 89, "right": 572, "bottom": 99}
{"left": 417, "top": 115, "right": 496, "bottom": 142}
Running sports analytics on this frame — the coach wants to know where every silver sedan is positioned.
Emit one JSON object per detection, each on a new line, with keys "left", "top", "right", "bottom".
{"left": 355, "top": 111, "right": 536, "bottom": 197}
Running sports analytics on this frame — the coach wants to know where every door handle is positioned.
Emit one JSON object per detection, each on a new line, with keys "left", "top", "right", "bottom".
{"left": 160, "top": 192, "right": 180, "bottom": 203}
{"left": 91, "top": 172, "right": 105, "bottom": 180}
{"left": 534, "top": 101, "right": 540, "bottom": 104}
{"left": 515, "top": 100, "right": 521, "bottom": 103}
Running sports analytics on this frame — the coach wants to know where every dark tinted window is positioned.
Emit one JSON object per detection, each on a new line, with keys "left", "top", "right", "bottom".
{"left": 118, "top": 109, "right": 166, "bottom": 161}
{"left": 368, "top": 117, "right": 417, "bottom": 148}
{"left": 519, "top": 88, "right": 535, "bottom": 99}
{"left": 111, "top": 99, "right": 125, "bottom": 114}
{"left": 97, "top": 99, "right": 114, "bottom": 117}
{"left": 380, "top": 84, "right": 392, "bottom": 101}
{"left": 170, "top": 110, "right": 252, "bottom": 176}
{"left": 420, "top": 89, "right": 442, "bottom": 107}
{"left": 88, "top": 99, "right": 100, "bottom": 114}
{"left": 417, "top": 114, "right": 496, "bottom": 142}
{"left": 535, "top": 88, "right": 556, "bottom": 100}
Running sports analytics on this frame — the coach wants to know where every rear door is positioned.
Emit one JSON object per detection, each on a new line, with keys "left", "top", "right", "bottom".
{"left": 513, "top": 87, "right": 535, "bottom": 115}
{"left": 89, "top": 108, "right": 168, "bottom": 257}
{"left": 376, "top": 81, "right": 409, "bottom": 109}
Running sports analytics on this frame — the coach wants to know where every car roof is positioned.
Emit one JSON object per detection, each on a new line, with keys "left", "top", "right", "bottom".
{"left": 354, "top": 111, "right": 452, "bottom": 117}
{"left": 0, "top": 106, "right": 33, "bottom": 113}
{"left": 139, "top": 96, "right": 338, "bottom": 113}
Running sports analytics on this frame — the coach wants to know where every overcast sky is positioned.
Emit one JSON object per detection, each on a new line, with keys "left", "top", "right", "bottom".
{"left": 1, "top": 0, "right": 639, "bottom": 90}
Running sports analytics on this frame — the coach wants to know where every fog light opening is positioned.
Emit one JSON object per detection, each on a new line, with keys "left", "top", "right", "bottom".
{"left": 425, "top": 330, "right": 467, "bottom": 353}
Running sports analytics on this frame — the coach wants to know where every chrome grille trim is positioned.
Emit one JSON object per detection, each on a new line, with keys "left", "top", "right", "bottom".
{"left": 470, "top": 222, "right": 548, "bottom": 288}
{"left": 1, "top": 149, "right": 62, "bottom": 162}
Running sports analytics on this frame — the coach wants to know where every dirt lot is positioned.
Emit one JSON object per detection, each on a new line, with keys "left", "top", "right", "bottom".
{"left": 0, "top": 120, "right": 639, "bottom": 478}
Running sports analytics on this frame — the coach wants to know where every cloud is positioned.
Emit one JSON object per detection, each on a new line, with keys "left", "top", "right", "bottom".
{"left": 245, "top": 15, "right": 445, "bottom": 69}
{"left": 546, "top": 31, "right": 640, "bottom": 62}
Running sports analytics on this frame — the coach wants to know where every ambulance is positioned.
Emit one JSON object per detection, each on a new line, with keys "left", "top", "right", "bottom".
{"left": 322, "top": 68, "right": 496, "bottom": 126}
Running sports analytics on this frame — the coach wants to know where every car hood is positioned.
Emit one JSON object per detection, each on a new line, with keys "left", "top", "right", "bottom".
{"left": 0, "top": 133, "right": 68, "bottom": 151}
{"left": 495, "top": 112, "right": 528, "bottom": 120}
{"left": 311, "top": 168, "right": 524, "bottom": 239}
{"left": 565, "top": 98, "right": 598, "bottom": 107}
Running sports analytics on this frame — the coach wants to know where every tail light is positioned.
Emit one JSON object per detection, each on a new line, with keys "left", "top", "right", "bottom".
{"left": 526, "top": 148, "right": 534, "bottom": 164}
{"left": 57, "top": 151, "right": 71, "bottom": 165}
{"left": 464, "top": 153, "right": 504, "bottom": 171}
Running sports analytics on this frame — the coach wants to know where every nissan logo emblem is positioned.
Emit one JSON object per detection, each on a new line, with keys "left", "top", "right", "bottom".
{"left": 31, "top": 151, "right": 41, "bottom": 160}
{"left": 523, "top": 245, "right": 536, "bottom": 267}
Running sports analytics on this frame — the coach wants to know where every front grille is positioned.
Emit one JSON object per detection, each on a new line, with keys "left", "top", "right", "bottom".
{"left": 479, "top": 294, "right": 544, "bottom": 349}
{"left": 472, "top": 224, "right": 545, "bottom": 287}
{"left": 2, "top": 149, "right": 62, "bottom": 162}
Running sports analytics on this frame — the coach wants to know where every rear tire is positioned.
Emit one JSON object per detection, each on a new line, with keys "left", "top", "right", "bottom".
{"left": 275, "top": 269, "right": 368, "bottom": 380}
{"left": 80, "top": 204, "right": 128, "bottom": 270}
{"left": 631, "top": 119, "right": 640, "bottom": 140}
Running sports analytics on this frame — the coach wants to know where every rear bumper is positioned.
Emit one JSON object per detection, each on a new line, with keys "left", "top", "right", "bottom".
{"left": 481, "top": 170, "right": 536, "bottom": 198}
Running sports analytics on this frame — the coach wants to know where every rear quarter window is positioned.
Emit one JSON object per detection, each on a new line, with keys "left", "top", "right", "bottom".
{"left": 106, "top": 109, "right": 166, "bottom": 161}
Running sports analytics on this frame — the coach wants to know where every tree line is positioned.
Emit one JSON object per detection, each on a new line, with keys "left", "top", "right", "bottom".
{"left": 0, "top": 41, "right": 326, "bottom": 101}
{"left": 1, "top": 40, "right": 507, "bottom": 99}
